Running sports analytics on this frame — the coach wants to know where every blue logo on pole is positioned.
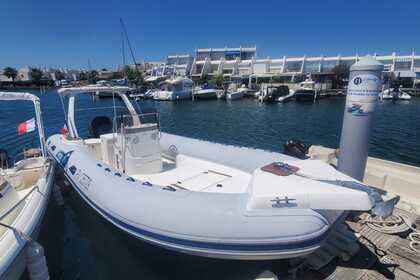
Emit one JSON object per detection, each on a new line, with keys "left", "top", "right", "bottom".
{"left": 353, "top": 77, "right": 362, "bottom": 85}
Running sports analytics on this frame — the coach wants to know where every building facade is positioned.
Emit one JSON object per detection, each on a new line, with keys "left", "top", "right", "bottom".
{"left": 183, "top": 48, "right": 420, "bottom": 84}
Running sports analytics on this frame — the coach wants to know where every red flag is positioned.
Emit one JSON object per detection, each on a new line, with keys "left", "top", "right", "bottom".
{"left": 18, "top": 118, "right": 36, "bottom": 135}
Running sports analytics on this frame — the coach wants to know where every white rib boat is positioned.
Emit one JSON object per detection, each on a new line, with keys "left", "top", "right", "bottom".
{"left": 48, "top": 86, "right": 397, "bottom": 260}
{"left": 0, "top": 92, "right": 55, "bottom": 279}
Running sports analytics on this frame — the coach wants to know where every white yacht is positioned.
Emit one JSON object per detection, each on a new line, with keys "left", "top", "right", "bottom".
{"left": 48, "top": 86, "right": 397, "bottom": 261}
{"left": 0, "top": 92, "right": 55, "bottom": 279}
{"left": 193, "top": 85, "right": 218, "bottom": 100}
{"left": 152, "top": 77, "right": 193, "bottom": 101}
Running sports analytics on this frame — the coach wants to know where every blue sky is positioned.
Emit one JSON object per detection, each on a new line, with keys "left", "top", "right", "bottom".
{"left": 1, "top": 0, "right": 419, "bottom": 69}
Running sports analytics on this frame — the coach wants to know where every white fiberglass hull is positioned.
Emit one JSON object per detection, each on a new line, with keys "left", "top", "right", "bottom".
{"left": 47, "top": 133, "right": 374, "bottom": 260}
{"left": 226, "top": 91, "right": 244, "bottom": 100}
{"left": 193, "top": 89, "right": 218, "bottom": 100}
{"left": 0, "top": 161, "right": 55, "bottom": 280}
{"left": 152, "top": 90, "right": 192, "bottom": 101}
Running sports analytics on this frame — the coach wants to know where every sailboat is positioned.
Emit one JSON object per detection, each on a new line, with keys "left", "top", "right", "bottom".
{"left": 48, "top": 86, "right": 397, "bottom": 260}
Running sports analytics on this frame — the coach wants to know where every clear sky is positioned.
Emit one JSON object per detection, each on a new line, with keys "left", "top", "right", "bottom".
{"left": 1, "top": 0, "right": 419, "bottom": 69}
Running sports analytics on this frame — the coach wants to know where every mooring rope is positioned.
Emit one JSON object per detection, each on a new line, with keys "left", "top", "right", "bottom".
{"left": 360, "top": 213, "right": 420, "bottom": 254}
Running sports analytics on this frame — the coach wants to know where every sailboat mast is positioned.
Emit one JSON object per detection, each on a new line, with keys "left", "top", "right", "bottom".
{"left": 120, "top": 18, "right": 141, "bottom": 75}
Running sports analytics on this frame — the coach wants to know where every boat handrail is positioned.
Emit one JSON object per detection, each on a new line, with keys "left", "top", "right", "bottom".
{"left": 57, "top": 86, "right": 133, "bottom": 96}
{"left": 74, "top": 106, "right": 127, "bottom": 112}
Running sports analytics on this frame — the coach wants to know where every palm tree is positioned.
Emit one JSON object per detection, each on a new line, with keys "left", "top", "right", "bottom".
{"left": 123, "top": 66, "right": 143, "bottom": 86}
{"left": 88, "top": 70, "right": 98, "bottom": 83}
{"left": 29, "top": 68, "right": 43, "bottom": 84}
{"left": 3, "top": 67, "right": 18, "bottom": 87}
{"left": 209, "top": 74, "right": 224, "bottom": 88}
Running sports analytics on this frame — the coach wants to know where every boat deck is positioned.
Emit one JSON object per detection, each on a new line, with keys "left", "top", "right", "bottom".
{"left": 286, "top": 208, "right": 420, "bottom": 280}
{"left": 338, "top": 210, "right": 420, "bottom": 280}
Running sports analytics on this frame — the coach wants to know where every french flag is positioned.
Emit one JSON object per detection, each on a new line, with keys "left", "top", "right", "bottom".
{"left": 18, "top": 118, "right": 36, "bottom": 135}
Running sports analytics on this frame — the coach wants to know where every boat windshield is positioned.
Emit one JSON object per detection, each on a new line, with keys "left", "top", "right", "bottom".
{"left": 72, "top": 94, "right": 158, "bottom": 138}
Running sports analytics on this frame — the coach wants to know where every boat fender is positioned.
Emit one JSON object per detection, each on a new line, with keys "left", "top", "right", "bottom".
{"left": 26, "top": 241, "right": 50, "bottom": 280}
{"left": 283, "top": 140, "right": 308, "bottom": 159}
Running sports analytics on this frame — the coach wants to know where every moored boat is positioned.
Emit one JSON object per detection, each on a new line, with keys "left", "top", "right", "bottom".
{"left": 225, "top": 84, "right": 244, "bottom": 100}
{"left": 152, "top": 77, "right": 193, "bottom": 101}
{"left": 258, "top": 84, "right": 290, "bottom": 103}
{"left": 381, "top": 87, "right": 412, "bottom": 101}
{"left": 0, "top": 92, "right": 55, "bottom": 279}
{"left": 294, "top": 78, "right": 319, "bottom": 102}
{"left": 48, "top": 86, "right": 398, "bottom": 260}
{"left": 193, "top": 85, "right": 218, "bottom": 100}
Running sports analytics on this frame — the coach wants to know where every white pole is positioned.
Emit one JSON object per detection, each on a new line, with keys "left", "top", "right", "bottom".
{"left": 33, "top": 100, "right": 46, "bottom": 158}
{"left": 337, "top": 56, "right": 384, "bottom": 180}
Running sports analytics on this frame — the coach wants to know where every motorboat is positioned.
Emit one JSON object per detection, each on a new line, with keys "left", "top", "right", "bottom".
{"left": 258, "top": 84, "right": 290, "bottom": 103}
{"left": 93, "top": 80, "right": 131, "bottom": 98}
{"left": 381, "top": 87, "right": 412, "bottom": 101}
{"left": 152, "top": 77, "right": 193, "bottom": 101}
{"left": 193, "top": 85, "right": 218, "bottom": 100}
{"left": 48, "top": 86, "right": 397, "bottom": 260}
{"left": 225, "top": 84, "right": 244, "bottom": 101}
{"left": 226, "top": 91, "right": 243, "bottom": 100}
{"left": 294, "top": 78, "right": 319, "bottom": 102}
{"left": 237, "top": 84, "right": 257, "bottom": 98}
{"left": 0, "top": 92, "right": 55, "bottom": 279}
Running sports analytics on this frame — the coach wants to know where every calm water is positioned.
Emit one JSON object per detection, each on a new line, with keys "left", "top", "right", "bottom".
{"left": 0, "top": 89, "right": 418, "bottom": 279}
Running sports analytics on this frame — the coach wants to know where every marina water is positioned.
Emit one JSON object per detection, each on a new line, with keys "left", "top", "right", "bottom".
{"left": 1, "top": 89, "right": 418, "bottom": 279}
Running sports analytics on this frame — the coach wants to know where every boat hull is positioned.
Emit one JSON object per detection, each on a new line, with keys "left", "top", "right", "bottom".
{"left": 0, "top": 161, "right": 55, "bottom": 280}
{"left": 153, "top": 90, "right": 192, "bottom": 101}
{"left": 194, "top": 90, "right": 217, "bottom": 100}
{"left": 46, "top": 133, "right": 350, "bottom": 260}
{"left": 63, "top": 171, "right": 324, "bottom": 260}
{"left": 294, "top": 90, "right": 316, "bottom": 102}
{"left": 226, "top": 91, "right": 244, "bottom": 100}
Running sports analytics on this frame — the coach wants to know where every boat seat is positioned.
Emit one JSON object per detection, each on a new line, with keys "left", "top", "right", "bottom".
{"left": 131, "top": 154, "right": 251, "bottom": 193}
{"left": 0, "top": 174, "right": 23, "bottom": 236}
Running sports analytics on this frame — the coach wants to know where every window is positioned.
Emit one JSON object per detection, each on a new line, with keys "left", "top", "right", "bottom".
{"left": 285, "top": 61, "right": 302, "bottom": 72}
{"left": 304, "top": 61, "right": 320, "bottom": 73}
